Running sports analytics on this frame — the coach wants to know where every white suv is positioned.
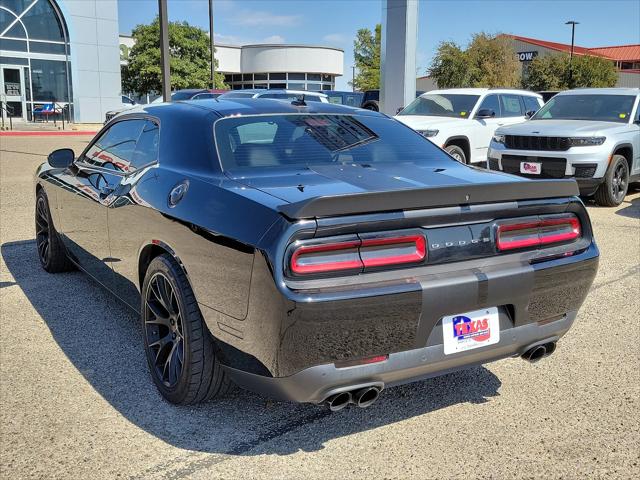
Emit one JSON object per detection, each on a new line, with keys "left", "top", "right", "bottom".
{"left": 488, "top": 88, "right": 640, "bottom": 207}
{"left": 395, "top": 88, "right": 543, "bottom": 165}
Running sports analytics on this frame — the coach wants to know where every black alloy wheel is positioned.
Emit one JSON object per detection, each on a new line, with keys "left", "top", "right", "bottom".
{"left": 594, "top": 155, "right": 629, "bottom": 207}
{"left": 610, "top": 160, "right": 628, "bottom": 205}
{"left": 35, "top": 195, "right": 51, "bottom": 266}
{"left": 141, "top": 254, "right": 231, "bottom": 404}
{"left": 35, "top": 190, "right": 74, "bottom": 273}
{"left": 144, "top": 272, "right": 185, "bottom": 387}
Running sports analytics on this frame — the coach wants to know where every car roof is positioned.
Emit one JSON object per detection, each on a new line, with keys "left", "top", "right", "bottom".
{"left": 424, "top": 88, "right": 541, "bottom": 97}
{"left": 138, "top": 97, "right": 376, "bottom": 118}
{"left": 556, "top": 88, "right": 640, "bottom": 96}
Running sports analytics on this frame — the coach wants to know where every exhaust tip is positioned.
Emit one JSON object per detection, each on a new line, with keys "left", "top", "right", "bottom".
{"left": 325, "top": 391, "right": 352, "bottom": 411}
{"left": 544, "top": 342, "right": 557, "bottom": 356}
{"left": 354, "top": 387, "right": 380, "bottom": 408}
{"left": 522, "top": 345, "right": 547, "bottom": 363}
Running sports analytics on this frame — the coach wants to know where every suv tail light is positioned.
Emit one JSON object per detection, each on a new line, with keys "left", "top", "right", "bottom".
{"left": 289, "top": 234, "right": 426, "bottom": 276}
{"left": 496, "top": 214, "right": 581, "bottom": 251}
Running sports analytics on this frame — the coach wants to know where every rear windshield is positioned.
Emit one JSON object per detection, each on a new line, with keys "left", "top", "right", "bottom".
{"left": 398, "top": 94, "right": 480, "bottom": 118}
{"left": 532, "top": 94, "right": 636, "bottom": 123}
{"left": 214, "top": 114, "right": 445, "bottom": 171}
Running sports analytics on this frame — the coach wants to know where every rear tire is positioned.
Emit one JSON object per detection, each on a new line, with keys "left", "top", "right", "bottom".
{"left": 35, "top": 189, "right": 75, "bottom": 273}
{"left": 445, "top": 145, "right": 467, "bottom": 164}
{"left": 362, "top": 101, "right": 379, "bottom": 111}
{"left": 594, "top": 155, "right": 629, "bottom": 207}
{"left": 141, "top": 254, "right": 231, "bottom": 405}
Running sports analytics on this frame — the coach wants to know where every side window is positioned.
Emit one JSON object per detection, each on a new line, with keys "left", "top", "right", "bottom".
{"left": 477, "top": 94, "right": 500, "bottom": 117}
{"left": 522, "top": 95, "right": 542, "bottom": 114}
{"left": 500, "top": 94, "right": 524, "bottom": 117}
{"left": 236, "top": 122, "right": 278, "bottom": 144}
{"left": 635, "top": 100, "right": 640, "bottom": 122}
{"left": 82, "top": 119, "right": 145, "bottom": 173}
{"left": 131, "top": 120, "right": 160, "bottom": 169}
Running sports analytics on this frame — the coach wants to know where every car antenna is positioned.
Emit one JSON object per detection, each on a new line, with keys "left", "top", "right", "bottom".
{"left": 291, "top": 94, "right": 306, "bottom": 106}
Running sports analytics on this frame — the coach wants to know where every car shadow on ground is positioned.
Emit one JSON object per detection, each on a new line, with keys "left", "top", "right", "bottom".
{"left": 2, "top": 239, "right": 502, "bottom": 458}
{"left": 614, "top": 196, "right": 639, "bottom": 219}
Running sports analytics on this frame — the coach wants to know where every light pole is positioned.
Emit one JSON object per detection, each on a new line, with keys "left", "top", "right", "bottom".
{"left": 565, "top": 20, "right": 579, "bottom": 88}
{"left": 351, "top": 65, "right": 355, "bottom": 92}
{"left": 158, "top": 0, "right": 170, "bottom": 101}
{"left": 209, "top": 0, "right": 216, "bottom": 89}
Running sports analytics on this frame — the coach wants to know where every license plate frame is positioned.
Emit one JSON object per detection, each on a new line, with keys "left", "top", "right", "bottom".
{"left": 520, "top": 161, "right": 542, "bottom": 175}
{"left": 442, "top": 307, "right": 500, "bottom": 355}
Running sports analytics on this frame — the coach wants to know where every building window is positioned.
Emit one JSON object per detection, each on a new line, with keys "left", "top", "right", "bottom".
{"left": 242, "top": 73, "right": 253, "bottom": 81}
{"left": 269, "top": 73, "right": 286, "bottom": 80}
{"left": 307, "top": 83, "right": 322, "bottom": 91}
{"left": 307, "top": 73, "right": 321, "bottom": 81}
{"left": 269, "top": 83, "right": 286, "bottom": 89}
{"left": 254, "top": 73, "right": 268, "bottom": 81}
{"left": 0, "top": 0, "right": 72, "bottom": 120}
{"left": 288, "top": 73, "right": 305, "bottom": 81}
{"left": 287, "top": 82, "right": 306, "bottom": 90}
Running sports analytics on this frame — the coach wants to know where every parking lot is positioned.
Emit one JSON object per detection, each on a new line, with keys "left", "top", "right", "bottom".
{"left": 1, "top": 135, "right": 639, "bottom": 479}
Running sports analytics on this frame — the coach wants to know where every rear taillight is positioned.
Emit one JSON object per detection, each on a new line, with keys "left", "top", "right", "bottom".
{"left": 289, "top": 234, "right": 426, "bottom": 276}
{"left": 496, "top": 214, "right": 581, "bottom": 251}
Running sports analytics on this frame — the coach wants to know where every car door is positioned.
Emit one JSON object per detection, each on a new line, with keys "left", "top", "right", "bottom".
{"left": 106, "top": 119, "right": 160, "bottom": 308}
{"left": 471, "top": 94, "right": 503, "bottom": 162}
{"left": 56, "top": 119, "right": 146, "bottom": 289}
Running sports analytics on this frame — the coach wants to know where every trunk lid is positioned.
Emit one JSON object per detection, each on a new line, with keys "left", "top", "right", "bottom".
{"left": 227, "top": 162, "right": 578, "bottom": 219}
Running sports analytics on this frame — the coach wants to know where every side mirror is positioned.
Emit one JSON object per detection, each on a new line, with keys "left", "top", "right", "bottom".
{"left": 525, "top": 110, "right": 536, "bottom": 119}
{"left": 475, "top": 108, "right": 495, "bottom": 119}
{"left": 47, "top": 148, "right": 74, "bottom": 169}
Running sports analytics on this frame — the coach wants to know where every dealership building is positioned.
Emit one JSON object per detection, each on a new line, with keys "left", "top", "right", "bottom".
{"left": 120, "top": 35, "right": 344, "bottom": 94}
{"left": 1, "top": 0, "right": 343, "bottom": 123}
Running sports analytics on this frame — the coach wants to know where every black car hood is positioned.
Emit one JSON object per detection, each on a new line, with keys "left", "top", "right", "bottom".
{"left": 227, "top": 161, "right": 527, "bottom": 205}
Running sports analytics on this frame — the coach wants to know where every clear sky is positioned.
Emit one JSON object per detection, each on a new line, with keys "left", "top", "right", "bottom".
{"left": 117, "top": 0, "right": 640, "bottom": 90}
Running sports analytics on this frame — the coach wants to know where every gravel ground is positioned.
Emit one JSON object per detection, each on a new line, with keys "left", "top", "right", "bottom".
{"left": 1, "top": 136, "right": 639, "bottom": 479}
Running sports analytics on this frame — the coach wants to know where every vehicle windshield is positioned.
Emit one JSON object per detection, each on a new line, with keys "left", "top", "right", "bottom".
{"left": 532, "top": 94, "right": 636, "bottom": 123}
{"left": 215, "top": 114, "right": 445, "bottom": 171}
{"left": 398, "top": 94, "right": 480, "bottom": 118}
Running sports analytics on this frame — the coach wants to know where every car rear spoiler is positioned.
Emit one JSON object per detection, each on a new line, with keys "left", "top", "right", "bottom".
{"left": 277, "top": 179, "right": 579, "bottom": 219}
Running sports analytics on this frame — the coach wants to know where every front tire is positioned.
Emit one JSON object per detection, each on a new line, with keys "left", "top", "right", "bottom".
{"left": 35, "top": 189, "right": 74, "bottom": 273}
{"left": 594, "top": 155, "right": 629, "bottom": 207}
{"left": 445, "top": 145, "right": 467, "bottom": 164}
{"left": 141, "top": 254, "right": 231, "bottom": 404}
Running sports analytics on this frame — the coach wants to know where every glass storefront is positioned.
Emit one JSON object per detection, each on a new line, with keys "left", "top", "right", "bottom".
{"left": 223, "top": 72, "right": 336, "bottom": 91}
{"left": 0, "top": 0, "right": 72, "bottom": 121}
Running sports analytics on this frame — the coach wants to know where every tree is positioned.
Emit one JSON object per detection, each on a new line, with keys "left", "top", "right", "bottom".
{"left": 428, "top": 33, "right": 521, "bottom": 88}
{"left": 429, "top": 41, "right": 469, "bottom": 88}
{"left": 465, "top": 33, "right": 521, "bottom": 87}
{"left": 352, "top": 24, "right": 381, "bottom": 91}
{"left": 122, "top": 17, "right": 226, "bottom": 96}
{"left": 523, "top": 53, "right": 618, "bottom": 90}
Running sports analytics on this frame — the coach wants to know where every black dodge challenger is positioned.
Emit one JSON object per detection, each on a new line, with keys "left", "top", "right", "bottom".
{"left": 35, "top": 98, "right": 599, "bottom": 410}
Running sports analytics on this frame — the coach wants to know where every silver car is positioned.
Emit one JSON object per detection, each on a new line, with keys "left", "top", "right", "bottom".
{"left": 488, "top": 88, "right": 640, "bottom": 206}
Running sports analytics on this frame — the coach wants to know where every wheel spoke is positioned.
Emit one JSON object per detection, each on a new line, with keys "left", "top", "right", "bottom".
{"left": 146, "top": 299, "right": 171, "bottom": 326}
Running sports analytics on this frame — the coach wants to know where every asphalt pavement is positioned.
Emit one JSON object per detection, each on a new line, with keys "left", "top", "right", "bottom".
{"left": 1, "top": 136, "right": 639, "bottom": 479}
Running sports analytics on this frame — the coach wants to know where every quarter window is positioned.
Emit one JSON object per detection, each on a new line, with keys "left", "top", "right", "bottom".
{"left": 131, "top": 120, "right": 160, "bottom": 169}
{"left": 500, "top": 94, "right": 524, "bottom": 117}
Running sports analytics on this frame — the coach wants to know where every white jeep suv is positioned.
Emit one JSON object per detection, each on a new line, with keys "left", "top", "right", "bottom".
{"left": 488, "top": 88, "right": 640, "bottom": 207}
{"left": 395, "top": 88, "right": 543, "bottom": 165}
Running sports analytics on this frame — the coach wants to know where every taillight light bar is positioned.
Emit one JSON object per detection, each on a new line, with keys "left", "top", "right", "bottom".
{"left": 496, "top": 215, "right": 581, "bottom": 251}
{"left": 289, "top": 234, "right": 426, "bottom": 276}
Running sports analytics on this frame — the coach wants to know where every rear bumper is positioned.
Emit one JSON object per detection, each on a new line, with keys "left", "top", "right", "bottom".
{"left": 225, "top": 312, "right": 576, "bottom": 404}
{"left": 218, "top": 240, "right": 598, "bottom": 403}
